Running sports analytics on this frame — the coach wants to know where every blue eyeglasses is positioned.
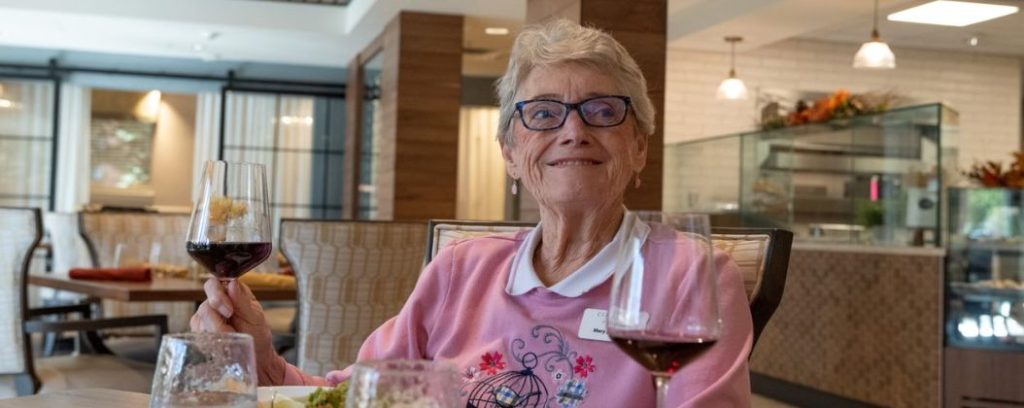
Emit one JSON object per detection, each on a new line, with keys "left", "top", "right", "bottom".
{"left": 513, "top": 95, "right": 632, "bottom": 131}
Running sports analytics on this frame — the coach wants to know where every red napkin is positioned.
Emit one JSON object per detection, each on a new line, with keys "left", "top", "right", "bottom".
{"left": 69, "top": 267, "right": 152, "bottom": 282}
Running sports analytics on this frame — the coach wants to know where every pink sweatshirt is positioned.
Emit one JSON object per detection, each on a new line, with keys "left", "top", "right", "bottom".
{"left": 277, "top": 223, "right": 753, "bottom": 407}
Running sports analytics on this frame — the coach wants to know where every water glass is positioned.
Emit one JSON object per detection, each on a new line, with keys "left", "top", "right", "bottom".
{"left": 347, "top": 359, "right": 460, "bottom": 408}
{"left": 150, "top": 332, "right": 258, "bottom": 407}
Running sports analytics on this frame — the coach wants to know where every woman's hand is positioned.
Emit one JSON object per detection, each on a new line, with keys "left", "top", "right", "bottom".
{"left": 191, "top": 278, "right": 283, "bottom": 383}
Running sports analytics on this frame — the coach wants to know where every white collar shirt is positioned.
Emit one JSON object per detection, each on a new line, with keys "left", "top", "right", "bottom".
{"left": 506, "top": 209, "right": 651, "bottom": 297}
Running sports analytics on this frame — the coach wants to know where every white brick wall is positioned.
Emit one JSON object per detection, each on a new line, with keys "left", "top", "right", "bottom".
{"left": 666, "top": 39, "right": 1022, "bottom": 160}
{"left": 663, "top": 39, "right": 1023, "bottom": 211}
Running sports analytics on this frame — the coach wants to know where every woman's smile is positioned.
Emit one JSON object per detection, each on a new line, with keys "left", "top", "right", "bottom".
{"left": 546, "top": 158, "right": 604, "bottom": 167}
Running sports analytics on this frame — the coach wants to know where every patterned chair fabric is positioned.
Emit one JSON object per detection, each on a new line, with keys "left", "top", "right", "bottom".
{"left": 0, "top": 208, "right": 41, "bottom": 376}
{"left": 711, "top": 233, "right": 770, "bottom": 300}
{"left": 280, "top": 219, "right": 428, "bottom": 373}
{"left": 79, "top": 212, "right": 195, "bottom": 334}
{"left": 710, "top": 227, "right": 793, "bottom": 347}
{"left": 425, "top": 220, "right": 536, "bottom": 264}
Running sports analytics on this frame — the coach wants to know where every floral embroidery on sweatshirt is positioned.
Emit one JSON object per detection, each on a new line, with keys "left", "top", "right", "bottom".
{"left": 463, "top": 325, "right": 595, "bottom": 408}
{"left": 480, "top": 351, "right": 507, "bottom": 375}
{"left": 573, "top": 355, "right": 595, "bottom": 378}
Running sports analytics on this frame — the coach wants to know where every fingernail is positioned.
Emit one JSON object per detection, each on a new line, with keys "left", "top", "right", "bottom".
{"left": 218, "top": 305, "right": 233, "bottom": 316}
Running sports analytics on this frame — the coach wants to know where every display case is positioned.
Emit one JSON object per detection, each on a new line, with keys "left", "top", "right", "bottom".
{"left": 944, "top": 187, "right": 1024, "bottom": 407}
{"left": 945, "top": 187, "right": 1024, "bottom": 350}
{"left": 665, "top": 103, "right": 959, "bottom": 247}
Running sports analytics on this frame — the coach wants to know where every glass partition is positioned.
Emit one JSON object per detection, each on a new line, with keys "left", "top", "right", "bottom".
{"left": 665, "top": 103, "right": 959, "bottom": 247}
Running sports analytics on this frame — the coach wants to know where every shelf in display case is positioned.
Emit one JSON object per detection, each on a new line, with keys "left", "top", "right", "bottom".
{"left": 949, "top": 281, "right": 1024, "bottom": 302}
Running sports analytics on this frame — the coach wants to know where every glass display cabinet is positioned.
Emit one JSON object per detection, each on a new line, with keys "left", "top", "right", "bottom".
{"left": 944, "top": 187, "right": 1024, "bottom": 407}
{"left": 665, "top": 103, "right": 960, "bottom": 247}
{"left": 945, "top": 187, "right": 1024, "bottom": 350}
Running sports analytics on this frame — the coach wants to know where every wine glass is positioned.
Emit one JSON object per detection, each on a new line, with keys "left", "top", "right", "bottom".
{"left": 346, "top": 359, "right": 461, "bottom": 408}
{"left": 149, "top": 332, "right": 258, "bottom": 407}
{"left": 187, "top": 160, "right": 273, "bottom": 282}
{"left": 606, "top": 212, "right": 719, "bottom": 408}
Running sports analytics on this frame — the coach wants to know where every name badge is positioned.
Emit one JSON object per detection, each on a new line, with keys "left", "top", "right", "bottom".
{"left": 578, "top": 308, "right": 612, "bottom": 342}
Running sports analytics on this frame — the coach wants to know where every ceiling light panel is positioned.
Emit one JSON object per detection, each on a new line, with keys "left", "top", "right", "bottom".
{"left": 887, "top": 1, "right": 1019, "bottom": 27}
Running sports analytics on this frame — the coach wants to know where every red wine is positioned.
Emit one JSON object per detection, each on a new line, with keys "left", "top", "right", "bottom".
{"left": 611, "top": 336, "right": 716, "bottom": 375}
{"left": 186, "top": 241, "right": 272, "bottom": 279}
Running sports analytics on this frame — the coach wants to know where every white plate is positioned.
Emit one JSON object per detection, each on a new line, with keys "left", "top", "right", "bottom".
{"left": 257, "top": 386, "right": 319, "bottom": 407}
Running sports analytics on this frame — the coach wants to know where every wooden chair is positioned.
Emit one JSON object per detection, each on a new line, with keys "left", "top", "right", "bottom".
{"left": 279, "top": 219, "right": 428, "bottom": 373}
{"left": 710, "top": 227, "right": 793, "bottom": 348}
{"left": 424, "top": 219, "right": 535, "bottom": 263}
{"left": 0, "top": 207, "right": 166, "bottom": 396}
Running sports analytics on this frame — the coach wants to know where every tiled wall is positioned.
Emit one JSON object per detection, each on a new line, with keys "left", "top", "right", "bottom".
{"left": 663, "top": 39, "right": 1022, "bottom": 210}
{"left": 750, "top": 248, "right": 945, "bottom": 407}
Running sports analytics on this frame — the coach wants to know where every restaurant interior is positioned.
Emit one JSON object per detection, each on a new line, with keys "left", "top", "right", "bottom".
{"left": 1, "top": 0, "right": 1022, "bottom": 406}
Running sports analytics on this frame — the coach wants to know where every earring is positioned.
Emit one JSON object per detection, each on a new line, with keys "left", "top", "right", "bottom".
{"left": 511, "top": 179, "right": 518, "bottom": 195}
{"left": 634, "top": 174, "right": 642, "bottom": 189}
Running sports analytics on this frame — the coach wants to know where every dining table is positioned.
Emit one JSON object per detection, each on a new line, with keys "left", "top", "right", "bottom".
{"left": 0, "top": 388, "right": 150, "bottom": 408}
{"left": 29, "top": 273, "right": 297, "bottom": 302}
{"left": 28, "top": 273, "right": 297, "bottom": 355}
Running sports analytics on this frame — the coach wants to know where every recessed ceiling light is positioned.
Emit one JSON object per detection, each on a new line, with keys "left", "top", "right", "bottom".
{"left": 888, "top": 1, "right": 1019, "bottom": 27}
{"left": 484, "top": 27, "right": 509, "bottom": 36}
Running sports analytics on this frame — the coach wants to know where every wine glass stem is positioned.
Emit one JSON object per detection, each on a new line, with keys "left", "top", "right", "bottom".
{"left": 654, "top": 373, "right": 670, "bottom": 408}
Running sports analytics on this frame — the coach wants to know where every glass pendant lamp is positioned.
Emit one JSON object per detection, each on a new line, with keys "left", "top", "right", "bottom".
{"left": 716, "top": 36, "right": 748, "bottom": 100}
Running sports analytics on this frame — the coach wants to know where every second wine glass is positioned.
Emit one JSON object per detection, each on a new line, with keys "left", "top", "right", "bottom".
{"left": 187, "top": 160, "right": 273, "bottom": 282}
{"left": 606, "top": 212, "right": 720, "bottom": 408}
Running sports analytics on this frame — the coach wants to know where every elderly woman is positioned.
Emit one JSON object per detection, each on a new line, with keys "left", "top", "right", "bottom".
{"left": 192, "top": 19, "right": 752, "bottom": 407}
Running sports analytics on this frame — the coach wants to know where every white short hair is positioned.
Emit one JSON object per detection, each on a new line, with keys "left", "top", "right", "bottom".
{"left": 495, "top": 19, "right": 656, "bottom": 146}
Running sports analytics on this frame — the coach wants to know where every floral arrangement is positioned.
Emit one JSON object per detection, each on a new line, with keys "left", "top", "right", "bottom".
{"left": 760, "top": 89, "right": 899, "bottom": 130}
{"left": 963, "top": 152, "right": 1024, "bottom": 188}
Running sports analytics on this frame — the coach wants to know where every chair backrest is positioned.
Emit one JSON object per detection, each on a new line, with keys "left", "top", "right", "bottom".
{"left": 0, "top": 207, "right": 42, "bottom": 377}
{"left": 711, "top": 227, "right": 793, "bottom": 347}
{"left": 279, "top": 219, "right": 428, "bottom": 373}
{"left": 78, "top": 212, "right": 192, "bottom": 268}
{"left": 425, "top": 219, "right": 535, "bottom": 264}
{"left": 42, "top": 212, "right": 93, "bottom": 276}
{"left": 78, "top": 211, "right": 195, "bottom": 333}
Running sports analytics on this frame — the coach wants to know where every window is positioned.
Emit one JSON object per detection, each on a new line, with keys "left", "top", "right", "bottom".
{"left": 0, "top": 79, "right": 55, "bottom": 208}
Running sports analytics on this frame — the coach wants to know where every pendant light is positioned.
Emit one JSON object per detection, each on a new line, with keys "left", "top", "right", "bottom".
{"left": 853, "top": 0, "right": 896, "bottom": 69}
{"left": 716, "top": 36, "right": 748, "bottom": 100}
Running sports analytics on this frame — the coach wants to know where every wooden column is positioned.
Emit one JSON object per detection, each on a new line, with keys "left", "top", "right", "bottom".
{"left": 527, "top": 0, "right": 666, "bottom": 211}
{"left": 344, "top": 11, "right": 463, "bottom": 220}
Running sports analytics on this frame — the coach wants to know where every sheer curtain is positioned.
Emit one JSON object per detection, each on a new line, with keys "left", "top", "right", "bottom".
{"left": 53, "top": 83, "right": 92, "bottom": 212}
{"left": 191, "top": 92, "right": 221, "bottom": 202}
{"left": 221, "top": 92, "right": 316, "bottom": 268}
{"left": 457, "top": 106, "right": 506, "bottom": 220}
{"left": 275, "top": 96, "right": 314, "bottom": 219}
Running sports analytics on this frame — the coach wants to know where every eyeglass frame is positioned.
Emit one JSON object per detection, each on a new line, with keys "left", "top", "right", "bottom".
{"left": 512, "top": 95, "right": 633, "bottom": 131}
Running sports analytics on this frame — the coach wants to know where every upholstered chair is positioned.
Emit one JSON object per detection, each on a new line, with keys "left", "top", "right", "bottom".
{"left": 1, "top": 207, "right": 165, "bottom": 396}
{"left": 78, "top": 212, "right": 195, "bottom": 334}
{"left": 280, "top": 219, "right": 428, "bottom": 373}
{"left": 424, "top": 219, "right": 535, "bottom": 264}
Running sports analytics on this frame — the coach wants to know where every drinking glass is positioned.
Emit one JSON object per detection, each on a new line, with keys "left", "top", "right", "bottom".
{"left": 187, "top": 160, "right": 272, "bottom": 282}
{"left": 346, "top": 359, "right": 461, "bottom": 408}
{"left": 606, "top": 212, "right": 719, "bottom": 408}
{"left": 150, "top": 332, "right": 258, "bottom": 407}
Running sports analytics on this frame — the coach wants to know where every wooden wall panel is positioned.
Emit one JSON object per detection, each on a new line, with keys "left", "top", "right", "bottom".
{"left": 343, "top": 11, "right": 460, "bottom": 221}
{"left": 526, "top": 0, "right": 666, "bottom": 211}
{"left": 391, "top": 12, "right": 463, "bottom": 220}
